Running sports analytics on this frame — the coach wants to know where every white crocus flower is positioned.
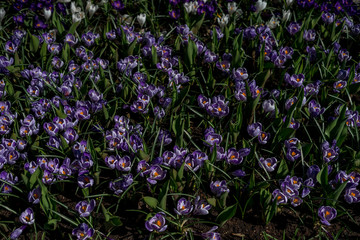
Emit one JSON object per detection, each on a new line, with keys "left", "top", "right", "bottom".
{"left": 137, "top": 13, "right": 146, "bottom": 28}
{"left": 72, "top": 11, "right": 85, "bottom": 23}
{"left": 0, "top": 8, "right": 5, "bottom": 25}
{"left": 121, "top": 14, "right": 133, "bottom": 25}
{"left": 43, "top": 8, "right": 52, "bottom": 20}
{"left": 282, "top": 9, "right": 291, "bottom": 22}
{"left": 217, "top": 14, "right": 229, "bottom": 29}
{"left": 268, "top": 16, "right": 279, "bottom": 29}
{"left": 184, "top": 2, "right": 194, "bottom": 14}
{"left": 228, "top": 2, "right": 238, "bottom": 15}
{"left": 86, "top": 1, "right": 98, "bottom": 18}
{"left": 71, "top": 2, "right": 81, "bottom": 14}
{"left": 255, "top": 0, "right": 267, "bottom": 13}
{"left": 286, "top": 0, "right": 294, "bottom": 6}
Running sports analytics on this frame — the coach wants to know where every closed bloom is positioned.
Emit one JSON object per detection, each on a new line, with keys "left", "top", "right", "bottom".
{"left": 137, "top": 13, "right": 146, "bottom": 27}
{"left": 282, "top": 9, "right": 291, "bottom": 22}
{"left": 72, "top": 223, "right": 94, "bottom": 240}
{"left": 19, "top": 208, "right": 35, "bottom": 225}
{"left": 303, "top": 29, "right": 316, "bottom": 41}
{"left": 145, "top": 212, "right": 168, "bottom": 232}
{"left": 75, "top": 199, "right": 96, "bottom": 217}
{"left": 255, "top": 0, "right": 267, "bottom": 12}
{"left": 262, "top": 99, "right": 276, "bottom": 113}
{"left": 210, "top": 180, "right": 229, "bottom": 197}
{"left": 174, "top": 198, "right": 193, "bottom": 215}
{"left": 247, "top": 122, "right": 262, "bottom": 137}
{"left": 318, "top": 206, "right": 337, "bottom": 226}
{"left": 308, "top": 100, "right": 325, "bottom": 117}
{"left": 10, "top": 225, "right": 27, "bottom": 240}
{"left": 287, "top": 22, "right": 301, "bottom": 35}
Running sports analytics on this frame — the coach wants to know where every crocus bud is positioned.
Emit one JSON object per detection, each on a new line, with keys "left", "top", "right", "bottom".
{"left": 43, "top": 8, "right": 52, "bottom": 20}
{"left": 255, "top": 0, "right": 267, "bottom": 13}
{"left": 137, "top": 13, "right": 146, "bottom": 28}
{"left": 0, "top": 8, "right": 5, "bottom": 24}
{"left": 286, "top": 0, "right": 294, "bottom": 6}
{"left": 86, "top": 1, "right": 98, "bottom": 18}
{"left": 184, "top": 2, "right": 194, "bottom": 14}
{"left": 282, "top": 10, "right": 291, "bottom": 22}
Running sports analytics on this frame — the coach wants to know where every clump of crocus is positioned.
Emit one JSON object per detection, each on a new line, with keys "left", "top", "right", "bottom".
{"left": 318, "top": 206, "right": 337, "bottom": 226}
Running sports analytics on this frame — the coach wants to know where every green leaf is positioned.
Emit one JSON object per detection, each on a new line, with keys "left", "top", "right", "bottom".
{"left": 330, "top": 181, "right": 347, "bottom": 205}
{"left": 110, "top": 216, "right": 123, "bottom": 226}
{"left": 101, "top": 204, "right": 111, "bottom": 222}
{"left": 276, "top": 159, "right": 289, "bottom": 179}
{"left": 216, "top": 204, "right": 237, "bottom": 225}
{"left": 68, "top": 21, "right": 80, "bottom": 35}
{"left": 30, "top": 34, "right": 40, "bottom": 53}
{"left": 158, "top": 180, "right": 169, "bottom": 210}
{"left": 316, "top": 165, "right": 328, "bottom": 187}
{"left": 207, "top": 198, "right": 216, "bottom": 207}
{"left": 143, "top": 196, "right": 158, "bottom": 209}
{"left": 191, "top": 13, "right": 205, "bottom": 35}
{"left": 151, "top": 45, "right": 158, "bottom": 65}
{"left": 30, "top": 168, "right": 41, "bottom": 189}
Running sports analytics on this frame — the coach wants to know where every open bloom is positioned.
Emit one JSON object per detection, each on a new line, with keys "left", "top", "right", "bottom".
{"left": 193, "top": 196, "right": 211, "bottom": 215}
{"left": 20, "top": 208, "right": 35, "bottom": 225}
{"left": 72, "top": 223, "right": 94, "bottom": 240}
{"left": 145, "top": 212, "right": 168, "bottom": 232}
{"left": 318, "top": 206, "right": 337, "bottom": 226}
{"left": 259, "top": 157, "right": 278, "bottom": 172}
{"left": 75, "top": 199, "right": 96, "bottom": 217}
{"left": 174, "top": 198, "right": 193, "bottom": 215}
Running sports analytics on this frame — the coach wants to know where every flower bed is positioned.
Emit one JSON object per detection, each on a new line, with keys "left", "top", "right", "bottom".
{"left": 1, "top": 0, "right": 360, "bottom": 239}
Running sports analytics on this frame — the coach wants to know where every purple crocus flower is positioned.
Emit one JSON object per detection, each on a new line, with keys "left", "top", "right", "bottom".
{"left": 147, "top": 165, "right": 167, "bottom": 184}
{"left": 75, "top": 199, "right": 96, "bottom": 217}
{"left": 210, "top": 180, "right": 229, "bottom": 197}
{"left": 72, "top": 223, "right": 94, "bottom": 240}
{"left": 285, "top": 73, "right": 305, "bottom": 88}
{"left": 258, "top": 131, "right": 270, "bottom": 144}
{"left": 137, "top": 160, "right": 151, "bottom": 177}
{"left": 338, "top": 49, "right": 351, "bottom": 62}
{"left": 259, "top": 157, "right": 278, "bottom": 172}
{"left": 34, "top": 15, "right": 47, "bottom": 29}
{"left": 193, "top": 196, "right": 211, "bottom": 215}
{"left": 308, "top": 100, "right": 325, "bottom": 117}
{"left": 318, "top": 206, "right": 337, "bottom": 226}
{"left": 322, "top": 140, "right": 339, "bottom": 163}
{"left": 272, "top": 189, "right": 288, "bottom": 205}
{"left": 174, "top": 198, "right": 193, "bottom": 215}
{"left": 286, "top": 147, "right": 301, "bottom": 162}
{"left": 77, "top": 174, "right": 94, "bottom": 189}
{"left": 232, "top": 67, "right": 248, "bottom": 81}
{"left": 109, "top": 174, "right": 133, "bottom": 195}
{"left": 28, "top": 188, "right": 41, "bottom": 204}
{"left": 287, "top": 22, "right": 301, "bottom": 35}
{"left": 10, "top": 225, "right": 27, "bottom": 240}
{"left": 116, "top": 155, "right": 132, "bottom": 172}
{"left": 5, "top": 41, "right": 18, "bottom": 54}
{"left": 344, "top": 188, "right": 360, "bottom": 204}
{"left": 303, "top": 29, "right": 316, "bottom": 41}
{"left": 322, "top": 13, "right": 335, "bottom": 24}
{"left": 285, "top": 138, "right": 300, "bottom": 148}
{"left": 81, "top": 32, "right": 99, "bottom": 47}
{"left": 204, "top": 50, "right": 218, "bottom": 63}
{"left": 201, "top": 226, "right": 221, "bottom": 240}
{"left": 169, "top": 9, "right": 180, "bottom": 19}
{"left": 247, "top": 122, "right": 262, "bottom": 137}
{"left": 19, "top": 208, "right": 35, "bottom": 225}
{"left": 145, "top": 212, "right": 168, "bottom": 232}
{"left": 290, "top": 196, "right": 303, "bottom": 207}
